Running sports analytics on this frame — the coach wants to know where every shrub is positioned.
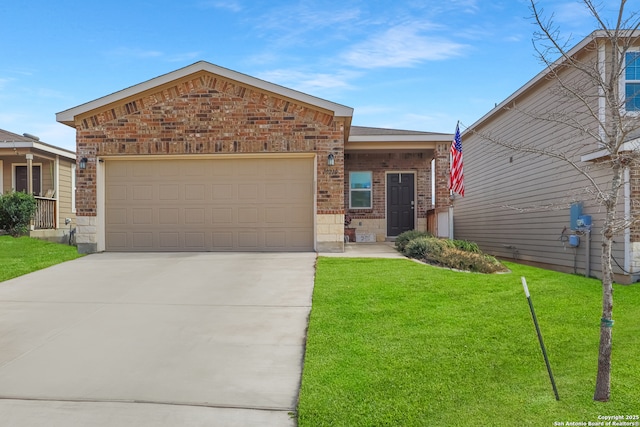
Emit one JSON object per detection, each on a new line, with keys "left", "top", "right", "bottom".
{"left": 430, "top": 248, "right": 508, "bottom": 274}
{"left": 0, "top": 191, "right": 37, "bottom": 237}
{"left": 403, "top": 236, "right": 452, "bottom": 259}
{"left": 452, "top": 239, "right": 481, "bottom": 253}
{"left": 399, "top": 233, "right": 507, "bottom": 274}
{"left": 395, "top": 230, "right": 433, "bottom": 252}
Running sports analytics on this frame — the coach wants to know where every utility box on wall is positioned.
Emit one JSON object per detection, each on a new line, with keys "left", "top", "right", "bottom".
{"left": 569, "top": 234, "right": 580, "bottom": 247}
{"left": 570, "top": 202, "right": 583, "bottom": 230}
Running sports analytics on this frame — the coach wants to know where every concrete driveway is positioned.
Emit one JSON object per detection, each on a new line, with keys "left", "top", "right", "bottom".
{"left": 0, "top": 252, "right": 316, "bottom": 426}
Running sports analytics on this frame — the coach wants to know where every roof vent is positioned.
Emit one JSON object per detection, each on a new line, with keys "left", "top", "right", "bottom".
{"left": 23, "top": 133, "right": 40, "bottom": 141}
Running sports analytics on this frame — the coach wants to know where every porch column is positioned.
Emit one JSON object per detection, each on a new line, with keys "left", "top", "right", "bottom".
{"left": 25, "top": 153, "right": 34, "bottom": 231}
{"left": 434, "top": 143, "right": 452, "bottom": 238}
{"left": 25, "top": 153, "right": 33, "bottom": 194}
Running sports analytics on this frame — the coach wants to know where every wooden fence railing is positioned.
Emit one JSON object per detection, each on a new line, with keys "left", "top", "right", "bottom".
{"left": 34, "top": 197, "right": 56, "bottom": 229}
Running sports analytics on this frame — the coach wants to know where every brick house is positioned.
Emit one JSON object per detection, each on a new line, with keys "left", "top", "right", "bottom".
{"left": 56, "top": 62, "right": 452, "bottom": 254}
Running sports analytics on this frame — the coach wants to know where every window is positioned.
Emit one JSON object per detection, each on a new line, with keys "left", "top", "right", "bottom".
{"left": 349, "top": 171, "right": 372, "bottom": 209}
{"left": 625, "top": 51, "right": 640, "bottom": 112}
{"left": 14, "top": 165, "right": 42, "bottom": 195}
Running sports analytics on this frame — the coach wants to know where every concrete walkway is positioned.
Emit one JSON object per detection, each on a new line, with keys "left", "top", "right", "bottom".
{"left": 0, "top": 252, "right": 316, "bottom": 427}
{"left": 322, "top": 242, "right": 405, "bottom": 258}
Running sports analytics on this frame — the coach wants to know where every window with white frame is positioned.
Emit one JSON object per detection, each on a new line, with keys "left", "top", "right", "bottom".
{"left": 625, "top": 50, "right": 640, "bottom": 112}
{"left": 349, "top": 171, "right": 372, "bottom": 209}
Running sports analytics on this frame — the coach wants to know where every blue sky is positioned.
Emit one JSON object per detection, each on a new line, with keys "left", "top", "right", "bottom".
{"left": 0, "top": 0, "right": 636, "bottom": 151}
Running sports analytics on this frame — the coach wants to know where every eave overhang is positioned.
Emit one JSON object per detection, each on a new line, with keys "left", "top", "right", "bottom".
{"left": 0, "top": 141, "right": 76, "bottom": 160}
{"left": 346, "top": 133, "right": 453, "bottom": 152}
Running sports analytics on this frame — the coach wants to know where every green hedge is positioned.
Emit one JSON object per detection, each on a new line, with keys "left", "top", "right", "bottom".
{"left": 0, "top": 191, "right": 37, "bottom": 237}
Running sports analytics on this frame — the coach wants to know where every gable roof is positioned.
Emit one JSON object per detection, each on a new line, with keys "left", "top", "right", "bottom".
{"left": 0, "top": 128, "right": 75, "bottom": 159}
{"left": 463, "top": 29, "right": 625, "bottom": 134}
{"left": 56, "top": 61, "right": 354, "bottom": 126}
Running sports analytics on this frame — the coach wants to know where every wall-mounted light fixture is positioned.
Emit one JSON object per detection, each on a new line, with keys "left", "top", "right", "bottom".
{"left": 79, "top": 157, "right": 88, "bottom": 170}
{"left": 327, "top": 153, "right": 335, "bottom": 166}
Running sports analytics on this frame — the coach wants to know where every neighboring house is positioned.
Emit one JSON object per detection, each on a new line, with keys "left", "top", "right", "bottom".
{"left": 56, "top": 62, "right": 453, "bottom": 254}
{"left": 0, "top": 129, "right": 76, "bottom": 242}
{"left": 454, "top": 31, "right": 640, "bottom": 283}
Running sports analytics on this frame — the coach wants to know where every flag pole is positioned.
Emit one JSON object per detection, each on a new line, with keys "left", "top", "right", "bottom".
{"left": 448, "top": 121, "right": 461, "bottom": 239}
{"left": 521, "top": 277, "right": 560, "bottom": 401}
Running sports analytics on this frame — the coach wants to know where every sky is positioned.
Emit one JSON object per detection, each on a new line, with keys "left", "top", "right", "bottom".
{"left": 1, "top": 0, "right": 638, "bottom": 152}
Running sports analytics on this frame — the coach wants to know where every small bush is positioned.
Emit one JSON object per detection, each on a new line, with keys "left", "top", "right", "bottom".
{"left": 0, "top": 191, "right": 37, "bottom": 237}
{"left": 452, "top": 239, "right": 481, "bottom": 253}
{"left": 395, "top": 230, "right": 433, "bottom": 252}
{"left": 399, "top": 233, "right": 507, "bottom": 274}
{"left": 430, "top": 248, "right": 507, "bottom": 274}
{"left": 403, "top": 236, "right": 454, "bottom": 259}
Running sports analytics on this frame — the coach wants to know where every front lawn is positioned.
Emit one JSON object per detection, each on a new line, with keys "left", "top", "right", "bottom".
{"left": 0, "top": 236, "right": 83, "bottom": 282}
{"left": 297, "top": 258, "right": 640, "bottom": 426}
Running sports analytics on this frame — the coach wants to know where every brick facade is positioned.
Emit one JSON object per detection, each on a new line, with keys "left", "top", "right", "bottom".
{"left": 74, "top": 71, "right": 346, "bottom": 218}
{"left": 434, "top": 143, "right": 451, "bottom": 211}
{"left": 344, "top": 152, "right": 432, "bottom": 239}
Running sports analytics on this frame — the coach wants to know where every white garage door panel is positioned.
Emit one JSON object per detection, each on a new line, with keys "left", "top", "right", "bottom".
{"left": 105, "top": 158, "right": 314, "bottom": 252}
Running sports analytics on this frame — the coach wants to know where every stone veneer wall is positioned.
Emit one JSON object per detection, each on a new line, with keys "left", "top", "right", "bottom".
{"left": 73, "top": 71, "right": 346, "bottom": 253}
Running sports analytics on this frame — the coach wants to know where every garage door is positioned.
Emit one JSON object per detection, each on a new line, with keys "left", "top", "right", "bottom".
{"left": 105, "top": 157, "right": 314, "bottom": 252}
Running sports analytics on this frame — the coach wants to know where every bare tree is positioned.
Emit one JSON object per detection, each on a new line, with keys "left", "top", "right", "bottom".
{"left": 468, "top": 0, "right": 640, "bottom": 402}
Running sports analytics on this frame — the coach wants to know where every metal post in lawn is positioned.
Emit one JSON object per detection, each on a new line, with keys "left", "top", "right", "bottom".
{"left": 521, "top": 276, "right": 560, "bottom": 401}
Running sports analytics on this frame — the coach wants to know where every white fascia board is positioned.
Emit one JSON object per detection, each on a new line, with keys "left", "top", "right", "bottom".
{"left": 0, "top": 141, "right": 76, "bottom": 160}
{"left": 57, "top": 61, "right": 354, "bottom": 125}
{"left": 348, "top": 134, "right": 453, "bottom": 143}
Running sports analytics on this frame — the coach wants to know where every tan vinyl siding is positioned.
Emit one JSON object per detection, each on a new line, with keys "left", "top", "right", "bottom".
{"left": 0, "top": 153, "right": 76, "bottom": 229}
{"left": 57, "top": 159, "right": 75, "bottom": 228}
{"left": 455, "top": 47, "right": 627, "bottom": 280}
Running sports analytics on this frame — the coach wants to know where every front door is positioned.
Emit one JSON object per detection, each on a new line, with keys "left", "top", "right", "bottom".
{"left": 387, "top": 173, "right": 414, "bottom": 236}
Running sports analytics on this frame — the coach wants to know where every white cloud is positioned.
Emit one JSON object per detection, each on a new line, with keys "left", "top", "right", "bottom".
{"left": 342, "top": 24, "right": 468, "bottom": 68}
{"left": 104, "top": 48, "right": 202, "bottom": 63}
{"left": 0, "top": 77, "right": 14, "bottom": 90}
{"left": 32, "top": 123, "right": 77, "bottom": 152}
{"left": 198, "top": 1, "right": 242, "bottom": 12}
{"left": 106, "top": 47, "right": 164, "bottom": 59}
{"left": 166, "top": 52, "right": 202, "bottom": 63}
{"left": 0, "top": 112, "right": 28, "bottom": 124}
{"left": 256, "top": 69, "right": 361, "bottom": 96}
{"left": 547, "top": 1, "right": 593, "bottom": 31}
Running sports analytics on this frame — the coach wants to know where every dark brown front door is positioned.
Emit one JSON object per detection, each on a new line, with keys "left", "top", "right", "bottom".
{"left": 387, "top": 173, "right": 414, "bottom": 236}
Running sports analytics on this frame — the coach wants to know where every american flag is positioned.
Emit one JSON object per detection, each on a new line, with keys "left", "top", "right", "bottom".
{"left": 449, "top": 123, "right": 464, "bottom": 197}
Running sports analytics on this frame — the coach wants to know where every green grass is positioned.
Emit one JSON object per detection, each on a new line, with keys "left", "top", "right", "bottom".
{"left": 0, "top": 235, "right": 84, "bottom": 282}
{"left": 297, "top": 258, "right": 640, "bottom": 426}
